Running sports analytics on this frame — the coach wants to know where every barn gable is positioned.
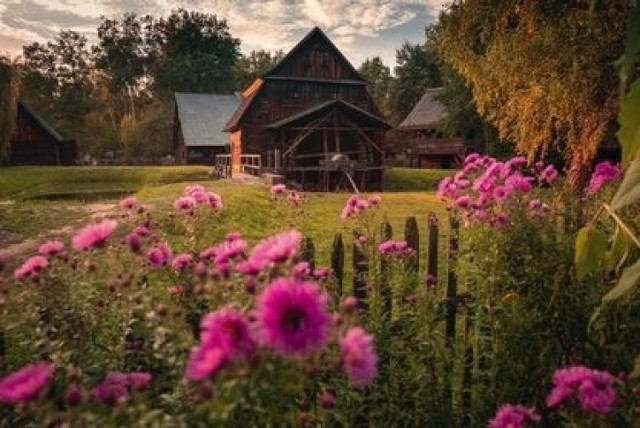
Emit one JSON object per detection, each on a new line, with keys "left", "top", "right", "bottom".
{"left": 263, "top": 27, "right": 363, "bottom": 82}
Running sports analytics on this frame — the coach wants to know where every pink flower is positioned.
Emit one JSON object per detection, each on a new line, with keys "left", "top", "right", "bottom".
{"left": 206, "top": 192, "right": 223, "bottom": 210}
{"left": 90, "top": 371, "right": 151, "bottom": 405}
{"left": 464, "top": 153, "right": 481, "bottom": 165}
{"left": 455, "top": 196, "right": 471, "bottom": 208}
{"left": 546, "top": 365, "right": 616, "bottom": 415}
{"left": 340, "top": 327, "right": 377, "bottom": 388}
{"left": 293, "top": 261, "right": 311, "bottom": 279}
{"left": 378, "top": 240, "right": 412, "bottom": 257}
{"left": 313, "top": 267, "right": 331, "bottom": 280}
{"left": 199, "top": 307, "right": 256, "bottom": 359}
{"left": 0, "top": 361, "right": 54, "bottom": 404}
{"left": 168, "top": 285, "right": 184, "bottom": 295}
{"left": 171, "top": 253, "right": 193, "bottom": 271}
{"left": 226, "top": 231, "right": 242, "bottom": 242}
{"left": 541, "top": 165, "right": 558, "bottom": 184}
{"left": 127, "top": 372, "right": 153, "bottom": 390}
{"left": 71, "top": 219, "right": 118, "bottom": 251}
{"left": 147, "top": 243, "right": 173, "bottom": 268}
{"left": 119, "top": 197, "right": 138, "bottom": 210}
{"left": 38, "top": 240, "right": 64, "bottom": 256}
{"left": 125, "top": 233, "right": 142, "bottom": 253}
{"left": 288, "top": 191, "right": 303, "bottom": 205}
{"left": 243, "top": 230, "right": 302, "bottom": 272}
{"left": 256, "top": 278, "right": 331, "bottom": 357}
{"left": 184, "top": 184, "right": 205, "bottom": 196}
{"left": 185, "top": 346, "right": 226, "bottom": 381}
{"left": 132, "top": 225, "right": 151, "bottom": 236}
{"left": 588, "top": 161, "right": 621, "bottom": 193}
{"left": 173, "top": 196, "right": 197, "bottom": 211}
{"left": 270, "top": 184, "right": 287, "bottom": 195}
{"left": 14, "top": 256, "right": 48, "bottom": 281}
{"left": 493, "top": 185, "right": 512, "bottom": 203}
{"left": 489, "top": 404, "right": 540, "bottom": 428}
{"left": 368, "top": 195, "right": 381, "bottom": 206}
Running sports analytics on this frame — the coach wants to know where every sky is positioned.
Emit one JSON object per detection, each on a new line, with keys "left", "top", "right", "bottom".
{"left": 0, "top": 0, "right": 449, "bottom": 70}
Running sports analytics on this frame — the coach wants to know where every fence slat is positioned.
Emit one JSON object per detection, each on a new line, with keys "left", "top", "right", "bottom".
{"left": 380, "top": 222, "right": 393, "bottom": 318}
{"left": 404, "top": 216, "right": 419, "bottom": 274}
{"left": 330, "top": 233, "right": 344, "bottom": 299}
{"left": 301, "top": 236, "right": 315, "bottom": 271}
{"left": 427, "top": 213, "right": 439, "bottom": 282}
{"left": 353, "top": 234, "right": 368, "bottom": 310}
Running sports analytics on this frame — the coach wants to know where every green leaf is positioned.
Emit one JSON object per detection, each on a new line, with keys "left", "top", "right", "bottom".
{"left": 630, "top": 353, "right": 640, "bottom": 379}
{"left": 575, "top": 226, "right": 608, "bottom": 280}
{"left": 611, "top": 149, "right": 640, "bottom": 210}
{"left": 617, "top": 79, "right": 640, "bottom": 166}
{"left": 607, "top": 225, "right": 631, "bottom": 271}
{"left": 617, "top": 4, "right": 640, "bottom": 90}
{"left": 603, "top": 258, "right": 640, "bottom": 302}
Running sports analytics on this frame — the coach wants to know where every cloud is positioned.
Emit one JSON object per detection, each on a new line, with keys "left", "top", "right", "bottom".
{"left": 0, "top": 0, "right": 444, "bottom": 66}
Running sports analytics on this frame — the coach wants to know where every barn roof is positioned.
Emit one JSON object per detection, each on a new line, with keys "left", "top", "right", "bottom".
{"left": 222, "top": 80, "right": 264, "bottom": 132}
{"left": 19, "top": 102, "right": 66, "bottom": 142}
{"left": 262, "top": 27, "right": 363, "bottom": 81}
{"left": 175, "top": 92, "right": 240, "bottom": 146}
{"left": 398, "top": 88, "right": 447, "bottom": 131}
{"left": 266, "top": 99, "right": 391, "bottom": 130}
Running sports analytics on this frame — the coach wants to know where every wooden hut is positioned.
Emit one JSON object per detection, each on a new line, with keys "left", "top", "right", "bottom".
{"left": 173, "top": 92, "right": 241, "bottom": 164}
{"left": 224, "top": 27, "right": 390, "bottom": 191}
{"left": 9, "top": 102, "right": 77, "bottom": 166}
{"left": 398, "top": 88, "right": 465, "bottom": 169}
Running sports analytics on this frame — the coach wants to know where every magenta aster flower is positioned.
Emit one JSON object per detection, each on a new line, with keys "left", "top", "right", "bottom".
{"left": 125, "top": 232, "right": 142, "bottom": 253}
{"left": 256, "top": 278, "right": 331, "bottom": 357}
{"left": 206, "top": 192, "right": 223, "bottom": 210}
{"left": 455, "top": 195, "right": 471, "bottom": 208}
{"left": 14, "top": 255, "right": 48, "bottom": 281}
{"left": 242, "top": 230, "right": 302, "bottom": 273}
{"left": 171, "top": 253, "right": 193, "bottom": 271}
{"left": 200, "top": 307, "right": 256, "bottom": 359}
{"left": 90, "top": 371, "right": 153, "bottom": 405}
{"left": 293, "top": 261, "right": 311, "bottom": 279}
{"left": 378, "top": 240, "right": 412, "bottom": 257}
{"left": 368, "top": 195, "right": 381, "bottom": 206}
{"left": 541, "top": 165, "right": 558, "bottom": 184}
{"left": 119, "top": 196, "right": 138, "bottom": 210}
{"left": 38, "top": 240, "right": 64, "bottom": 256}
{"left": 339, "top": 327, "right": 377, "bottom": 388}
{"left": 270, "top": 184, "right": 287, "bottom": 195}
{"left": 127, "top": 372, "right": 153, "bottom": 390}
{"left": 489, "top": 404, "right": 540, "bottom": 428}
{"left": 185, "top": 184, "right": 206, "bottom": 195}
{"left": 546, "top": 365, "right": 616, "bottom": 415}
{"left": 0, "top": 361, "right": 54, "bottom": 404}
{"left": 147, "top": 243, "right": 173, "bottom": 268}
{"left": 184, "top": 345, "right": 227, "bottom": 381}
{"left": 173, "top": 196, "right": 197, "bottom": 211}
{"left": 226, "top": 231, "right": 242, "bottom": 242}
{"left": 72, "top": 219, "right": 118, "bottom": 250}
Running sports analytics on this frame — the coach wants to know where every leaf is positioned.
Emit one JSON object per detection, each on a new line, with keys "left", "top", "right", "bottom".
{"left": 630, "top": 353, "right": 640, "bottom": 379}
{"left": 575, "top": 226, "right": 608, "bottom": 280}
{"left": 607, "top": 225, "right": 631, "bottom": 271}
{"left": 617, "top": 79, "right": 640, "bottom": 167}
{"left": 617, "top": 4, "right": 640, "bottom": 90}
{"left": 603, "top": 258, "right": 640, "bottom": 302}
{"left": 611, "top": 148, "right": 640, "bottom": 210}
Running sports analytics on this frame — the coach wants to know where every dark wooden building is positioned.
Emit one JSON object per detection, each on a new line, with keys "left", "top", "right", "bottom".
{"left": 224, "top": 27, "right": 390, "bottom": 191}
{"left": 9, "top": 102, "right": 77, "bottom": 166}
{"left": 173, "top": 92, "right": 241, "bottom": 164}
{"left": 398, "top": 88, "right": 465, "bottom": 169}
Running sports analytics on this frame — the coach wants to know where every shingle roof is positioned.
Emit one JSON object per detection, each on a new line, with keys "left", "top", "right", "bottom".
{"left": 398, "top": 88, "right": 447, "bottom": 131}
{"left": 175, "top": 93, "right": 240, "bottom": 146}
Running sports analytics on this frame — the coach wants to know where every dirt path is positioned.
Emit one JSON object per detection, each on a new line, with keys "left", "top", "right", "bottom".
{"left": 1, "top": 203, "right": 118, "bottom": 259}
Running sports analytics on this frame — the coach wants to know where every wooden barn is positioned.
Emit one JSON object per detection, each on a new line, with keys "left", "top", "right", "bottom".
{"left": 223, "top": 27, "right": 391, "bottom": 191}
{"left": 9, "top": 102, "right": 77, "bottom": 166}
{"left": 173, "top": 92, "right": 241, "bottom": 164}
{"left": 398, "top": 88, "right": 465, "bottom": 169}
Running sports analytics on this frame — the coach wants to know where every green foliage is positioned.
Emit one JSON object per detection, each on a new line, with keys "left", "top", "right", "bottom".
{"left": 575, "top": 226, "right": 608, "bottom": 280}
{"left": 436, "top": 1, "right": 630, "bottom": 180}
{"left": 233, "top": 49, "right": 284, "bottom": 91}
{"left": 0, "top": 56, "right": 18, "bottom": 165}
{"left": 603, "top": 258, "right": 640, "bottom": 302}
{"left": 383, "top": 167, "right": 454, "bottom": 192}
{"left": 358, "top": 57, "right": 392, "bottom": 116}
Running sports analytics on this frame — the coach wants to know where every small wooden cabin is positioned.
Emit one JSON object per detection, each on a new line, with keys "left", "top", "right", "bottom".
{"left": 398, "top": 88, "right": 465, "bottom": 169}
{"left": 173, "top": 92, "right": 241, "bottom": 164}
{"left": 224, "top": 27, "right": 390, "bottom": 191}
{"left": 9, "top": 102, "right": 77, "bottom": 166}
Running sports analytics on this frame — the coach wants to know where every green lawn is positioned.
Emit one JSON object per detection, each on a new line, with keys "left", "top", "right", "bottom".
{"left": 384, "top": 167, "right": 454, "bottom": 192}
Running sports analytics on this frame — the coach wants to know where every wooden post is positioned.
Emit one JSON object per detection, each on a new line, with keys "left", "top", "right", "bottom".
{"left": 330, "top": 233, "right": 344, "bottom": 299}
{"left": 427, "top": 213, "right": 439, "bottom": 282}
{"left": 353, "top": 233, "right": 368, "bottom": 311}
{"left": 301, "top": 236, "right": 315, "bottom": 271}
{"left": 446, "top": 213, "right": 459, "bottom": 348}
{"left": 404, "top": 216, "right": 419, "bottom": 274}
{"left": 380, "top": 222, "right": 393, "bottom": 317}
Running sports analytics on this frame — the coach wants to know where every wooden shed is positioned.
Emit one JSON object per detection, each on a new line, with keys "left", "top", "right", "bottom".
{"left": 223, "top": 27, "right": 390, "bottom": 191}
{"left": 173, "top": 92, "right": 241, "bottom": 164}
{"left": 9, "top": 102, "right": 77, "bottom": 166}
{"left": 398, "top": 88, "right": 465, "bottom": 169}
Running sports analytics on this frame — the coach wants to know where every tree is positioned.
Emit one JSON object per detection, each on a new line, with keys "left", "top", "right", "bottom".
{"left": 149, "top": 9, "right": 240, "bottom": 96}
{"left": 436, "top": 0, "right": 631, "bottom": 185}
{"left": 358, "top": 57, "right": 392, "bottom": 117}
{"left": 21, "top": 30, "right": 95, "bottom": 141}
{"left": 0, "top": 57, "right": 19, "bottom": 165}
{"left": 234, "top": 49, "right": 284, "bottom": 91}
{"left": 388, "top": 41, "right": 443, "bottom": 125}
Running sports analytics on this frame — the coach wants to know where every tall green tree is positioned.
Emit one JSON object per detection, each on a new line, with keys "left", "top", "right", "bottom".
{"left": 234, "top": 49, "right": 284, "bottom": 91}
{"left": 358, "top": 56, "right": 392, "bottom": 117}
{"left": 149, "top": 9, "right": 240, "bottom": 96}
{"left": 0, "top": 56, "right": 19, "bottom": 165}
{"left": 388, "top": 41, "right": 443, "bottom": 125}
{"left": 436, "top": 0, "right": 631, "bottom": 184}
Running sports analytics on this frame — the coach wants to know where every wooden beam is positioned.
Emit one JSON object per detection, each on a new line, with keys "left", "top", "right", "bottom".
{"left": 282, "top": 111, "right": 332, "bottom": 158}
{"left": 341, "top": 115, "right": 383, "bottom": 154}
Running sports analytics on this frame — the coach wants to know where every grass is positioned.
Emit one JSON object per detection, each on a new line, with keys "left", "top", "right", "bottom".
{"left": 0, "top": 165, "right": 212, "bottom": 200}
{"left": 384, "top": 167, "right": 454, "bottom": 192}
